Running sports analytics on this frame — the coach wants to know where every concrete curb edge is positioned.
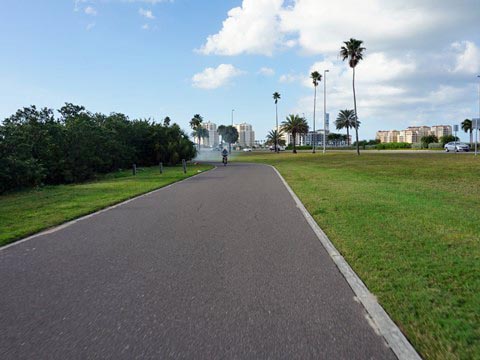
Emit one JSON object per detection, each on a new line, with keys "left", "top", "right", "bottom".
{"left": 269, "top": 165, "right": 422, "bottom": 360}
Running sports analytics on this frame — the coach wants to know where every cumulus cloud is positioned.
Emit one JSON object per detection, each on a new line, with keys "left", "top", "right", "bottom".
{"left": 258, "top": 67, "right": 275, "bottom": 76}
{"left": 139, "top": 8, "right": 155, "bottom": 19}
{"left": 198, "top": 0, "right": 284, "bottom": 56}
{"left": 199, "top": 0, "right": 479, "bottom": 56}
{"left": 451, "top": 41, "right": 480, "bottom": 74}
{"left": 192, "top": 64, "right": 245, "bottom": 89}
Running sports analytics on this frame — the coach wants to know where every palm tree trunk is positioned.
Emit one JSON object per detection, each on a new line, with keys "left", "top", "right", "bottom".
{"left": 347, "top": 127, "right": 350, "bottom": 146}
{"left": 470, "top": 130, "right": 473, "bottom": 146}
{"left": 293, "top": 131, "right": 297, "bottom": 153}
{"left": 313, "top": 86, "right": 316, "bottom": 153}
{"left": 275, "top": 103, "right": 279, "bottom": 153}
{"left": 352, "top": 66, "right": 360, "bottom": 155}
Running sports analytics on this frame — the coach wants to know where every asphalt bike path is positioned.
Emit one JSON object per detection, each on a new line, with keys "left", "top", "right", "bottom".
{"left": 0, "top": 163, "right": 396, "bottom": 359}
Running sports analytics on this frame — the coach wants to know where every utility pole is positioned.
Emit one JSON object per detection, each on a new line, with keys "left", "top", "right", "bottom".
{"left": 323, "top": 69, "right": 329, "bottom": 154}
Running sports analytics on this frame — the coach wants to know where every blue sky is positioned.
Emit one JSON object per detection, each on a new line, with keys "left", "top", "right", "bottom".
{"left": 1, "top": 0, "right": 479, "bottom": 141}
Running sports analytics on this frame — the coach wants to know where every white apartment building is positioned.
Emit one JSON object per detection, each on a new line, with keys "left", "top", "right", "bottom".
{"left": 200, "top": 121, "right": 219, "bottom": 147}
{"left": 431, "top": 125, "right": 452, "bottom": 139}
{"left": 377, "top": 125, "right": 452, "bottom": 144}
{"left": 234, "top": 123, "right": 255, "bottom": 147}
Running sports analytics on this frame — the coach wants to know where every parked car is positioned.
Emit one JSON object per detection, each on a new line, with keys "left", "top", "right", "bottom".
{"left": 269, "top": 145, "right": 286, "bottom": 151}
{"left": 444, "top": 142, "right": 470, "bottom": 152}
{"left": 243, "top": 148, "right": 252, "bottom": 152}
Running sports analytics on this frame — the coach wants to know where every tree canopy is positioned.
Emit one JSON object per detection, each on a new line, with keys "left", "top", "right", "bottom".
{"left": 0, "top": 104, "right": 196, "bottom": 193}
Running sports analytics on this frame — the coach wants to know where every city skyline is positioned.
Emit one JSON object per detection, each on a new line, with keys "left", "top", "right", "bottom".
{"left": 0, "top": 1, "right": 479, "bottom": 142}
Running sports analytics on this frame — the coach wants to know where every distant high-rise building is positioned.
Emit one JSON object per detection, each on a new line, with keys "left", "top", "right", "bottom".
{"left": 377, "top": 124, "right": 453, "bottom": 144}
{"left": 431, "top": 125, "right": 452, "bottom": 139}
{"left": 234, "top": 123, "right": 255, "bottom": 147}
{"left": 200, "top": 121, "right": 219, "bottom": 147}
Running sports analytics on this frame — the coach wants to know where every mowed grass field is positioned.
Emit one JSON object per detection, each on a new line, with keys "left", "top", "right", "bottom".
{"left": 237, "top": 151, "right": 479, "bottom": 360}
{"left": 0, "top": 164, "right": 212, "bottom": 247}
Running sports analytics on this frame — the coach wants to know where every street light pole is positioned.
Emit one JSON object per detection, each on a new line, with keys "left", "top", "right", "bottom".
{"left": 476, "top": 75, "right": 480, "bottom": 156}
{"left": 323, "top": 69, "right": 329, "bottom": 154}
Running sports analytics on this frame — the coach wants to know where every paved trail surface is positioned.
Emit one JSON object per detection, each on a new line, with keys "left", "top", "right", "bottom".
{"left": 0, "top": 163, "right": 395, "bottom": 359}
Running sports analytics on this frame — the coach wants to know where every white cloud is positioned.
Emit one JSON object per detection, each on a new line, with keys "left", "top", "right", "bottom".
{"left": 85, "top": 6, "right": 97, "bottom": 16}
{"left": 451, "top": 41, "right": 480, "bottom": 74}
{"left": 142, "top": 23, "right": 150, "bottom": 30}
{"left": 86, "top": 22, "right": 96, "bottom": 31}
{"left": 192, "top": 64, "right": 245, "bottom": 89}
{"left": 198, "top": 0, "right": 284, "bottom": 56}
{"left": 258, "top": 67, "right": 275, "bottom": 76}
{"left": 279, "top": 73, "right": 303, "bottom": 83}
{"left": 199, "top": 0, "right": 479, "bottom": 56}
{"left": 139, "top": 8, "right": 155, "bottom": 19}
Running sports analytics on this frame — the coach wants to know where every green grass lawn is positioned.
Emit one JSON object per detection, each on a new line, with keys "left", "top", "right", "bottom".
{"left": 0, "top": 164, "right": 212, "bottom": 247}
{"left": 237, "top": 151, "right": 479, "bottom": 360}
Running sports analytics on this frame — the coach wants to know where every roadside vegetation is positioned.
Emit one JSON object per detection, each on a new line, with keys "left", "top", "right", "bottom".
{"left": 237, "top": 151, "right": 479, "bottom": 360}
{"left": 0, "top": 164, "right": 212, "bottom": 247}
{"left": 0, "top": 104, "right": 196, "bottom": 194}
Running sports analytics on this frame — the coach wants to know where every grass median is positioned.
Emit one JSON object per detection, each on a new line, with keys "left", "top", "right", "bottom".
{"left": 237, "top": 151, "right": 479, "bottom": 360}
{"left": 0, "top": 163, "right": 213, "bottom": 247}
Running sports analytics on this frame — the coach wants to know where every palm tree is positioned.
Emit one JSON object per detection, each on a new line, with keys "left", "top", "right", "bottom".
{"left": 266, "top": 129, "right": 284, "bottom": 147}
{"left": 273, "top": 92, "right": 281, "bottom": 153}
{"left": 340, "top": 38, "right": 366, "bottom": 155}
{"left": 310, "top": 71, "right": 322, "bottom": 153}
{"left": 461, "top": 119, "right": 473, "bottom": 145}
{"left": 192, "top": 127, "right": 209, "bottom": 147}
{"left": 335, "top": 109, "right": 360, "bottom": 146}
{"left": 281, "top": 114, "right": 309, "bottom": 153}
{"left": 189, "top": 114, "right": 203, "bottom": 151}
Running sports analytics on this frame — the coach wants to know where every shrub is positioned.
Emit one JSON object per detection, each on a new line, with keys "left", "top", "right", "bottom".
{"left": 0, "top": 104, "right": 196, "bottom": 193}
{"left": 428, "top": 143, "right": 443, "bottom": 149}
{"left": 375, "top": 142, "right": 411, "bottom": 150}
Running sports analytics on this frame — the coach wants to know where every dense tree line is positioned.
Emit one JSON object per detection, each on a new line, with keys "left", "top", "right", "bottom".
{"left": 0, "top": 103, "right": 196, "bottom": 193}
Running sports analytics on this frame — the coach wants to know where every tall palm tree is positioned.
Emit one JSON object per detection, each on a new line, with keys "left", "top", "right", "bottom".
{"left": 192, "top": 127, "right": 209, "bottom": 147}
{"left": 461, "top": 119, "right": 473, "bottom": 145}
{"left": 189, "top": 114, "right": 203, "bottom": 151}
{"left": 266, "top": 129, "right": 284, "bottom": 147}
{"left": 273, "top": 92, "right": 281, "bottom": 153}
{"left": 281, "top": 114, "right": 309, "bottom": 154}
{"left": 335, "top": 109, "right": 360, "bottom": 146}
{"left": 310, "top": 71, "right": 322, "bottom": 153}
{"left": 340, "top": 38, "right": 366, "bottom": 155}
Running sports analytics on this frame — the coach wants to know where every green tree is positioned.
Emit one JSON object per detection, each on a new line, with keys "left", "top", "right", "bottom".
{"left": 265, "top": 129, "right": 285, "bottom": 147}
{"left": 440, "top": 134, "right": 460, "bottom": 146}
{"left": 335, "top": 109, "right": 359, "bottom": 146}
{"left": 281, "top": 114, "right": 309, "bottom": 154}
{"left": 192, "top": 127, "right": 209, "bottom": 147}
{"left": 273, "top": 92, "right": 281, "bottom": 153}
{"left": 461, "top": 119, "right": 473, "bottom": 145}
{"left": 421, "top": 134, "right": 439, "bottom": 148}
{"left": 220, "top": 125, "right": 239, "bottom": 154}
{"left": 189, "top": 114, "right": 203, "bottom": 152}
{"left": 310, "top": 71, "right": 322, "bottom": 153}
{"left": 163, "top": 116, "right": 171, "bottom": 127}
{"left": 340, "top": 38, "right": 366, "bottom": 155}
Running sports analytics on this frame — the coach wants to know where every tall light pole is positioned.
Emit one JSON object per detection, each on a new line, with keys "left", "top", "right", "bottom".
{"left": 231, "top": 109, "right": 235, "bottom": 126}
{"left": 476, "top": 75, "right": 480, "bottom": 156}
{"left": 323, "top": 69, "right": 329, "bottom": 154}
